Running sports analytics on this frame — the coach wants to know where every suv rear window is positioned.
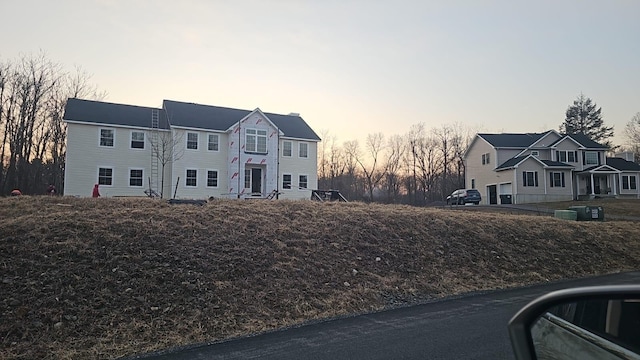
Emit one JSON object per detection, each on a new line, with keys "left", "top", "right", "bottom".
{"left": 467, "top": 190, "right": 480, "bottom": 195}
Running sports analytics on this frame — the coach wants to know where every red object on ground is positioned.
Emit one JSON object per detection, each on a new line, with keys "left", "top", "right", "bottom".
{"left": 11, "top": 189, "right": 22, "bottom": 196}
{"left": 92, "top": 184, "right": 100, "bottom": 197}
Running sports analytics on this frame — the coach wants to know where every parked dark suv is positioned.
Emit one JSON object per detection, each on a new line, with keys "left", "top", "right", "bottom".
{"left": 446, "top": 189, "right": 481, "bottom": 205}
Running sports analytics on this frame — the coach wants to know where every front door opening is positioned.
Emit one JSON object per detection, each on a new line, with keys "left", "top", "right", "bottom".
{"left": 251, "top": 168, "right": 262, "bottom": 194}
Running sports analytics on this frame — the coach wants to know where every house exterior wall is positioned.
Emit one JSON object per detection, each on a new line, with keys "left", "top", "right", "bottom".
{"left": 170, "top": 128, "right": 229, "bottom": 199}
{"left": 65, "top": 122, "right": 160, "bottom": 197}
{"left": 278, "top": 138, "right": 318, "bottom": 200}
{"left": 66, "top": 123, "right": 319, "bottom": 200}
{"left": 465, "top": 137, "right": 496, "bottom": 197}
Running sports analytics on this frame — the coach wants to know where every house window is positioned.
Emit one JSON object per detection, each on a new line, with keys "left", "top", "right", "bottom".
{"left": 556, "top": 150, "right": 578, "bottom": 163}
{"left": 482, "top": 153, "right": 490, "bottom": 165}
{"left": 283, "top": 141, "right": 292, "bottom": 157}
{"left": 208, "top": 134, "right": 219, "bottom": 151}
{"left": 585, "top": 151, "right": 599, "bottom": 165}
{"left": 623, "top": 175, "right": 637, "bottom": 190}
{"left": 549, "top": 172, "right": 565, "bottom": 188}
{"left": 531, "top": 151, "right": 539, "bottom": 157}
{"left": 187, "top": 133, "right": 198, "bottom": 150}
{"left": 100, "top": 129, "right": 114, "bottom": 147}
{"left": 522, "top": 171, "right": 538, "bottom": 187}
{"left": 98, "top": 167, "right": 113, "bottom": 185}
{"left": 282, "top": 174, "right": 292, "bottom": 189}
{"left": 129, "top": 169, "right": 143, "bottom": 187}
{"left": 299, "top": 143, "right": 308, "bottom": 158}
{"left": 131, "top": 131, "right": 145, "bottom": 149}
{"left": 244, "top": 169, "right": 251, "bottom": 189}
{"left": 207, "top": 170, "right": 218, "bottom": 187}
{"left": 186, "top": 169, "right": 197, "bottom": 187}
{"left": 299, "top": 175, "right": 308, "bottom": 189}
{"left": 246, "top": 129, "right": 267, "bottom": 153}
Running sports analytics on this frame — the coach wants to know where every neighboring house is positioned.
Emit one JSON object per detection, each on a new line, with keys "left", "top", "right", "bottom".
{"left": 63, "top": 98, "right": 320, "bottom": 199}
{"left": 464, "top": 130, "right": 640, "bottom": 204}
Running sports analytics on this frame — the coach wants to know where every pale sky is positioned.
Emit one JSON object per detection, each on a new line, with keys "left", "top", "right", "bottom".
{"left": 2, "top": 0, "right": 639, "bottom": 146}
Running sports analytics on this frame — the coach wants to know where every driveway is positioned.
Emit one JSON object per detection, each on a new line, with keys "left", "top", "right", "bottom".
{"left": 125, "top": 271, "right": 640, "bottom": 360}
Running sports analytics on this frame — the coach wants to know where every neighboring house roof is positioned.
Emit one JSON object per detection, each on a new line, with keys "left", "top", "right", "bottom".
{"left": 64, "top": 98, "right": 171, "bottom": 129}
{"left": 162, "top": 100, "right": 321, "bottom": 141}
{"left": 496, "top": 156, "right": 528, "bottom": 170}
{"left": 478, "top": 132, "right": 551, "bottom": 148}
{"left": 606, "top": 157, "right": 640, "bottom": 171}
{"left": 548, "top": 133, "right": 608, "bottom": 149}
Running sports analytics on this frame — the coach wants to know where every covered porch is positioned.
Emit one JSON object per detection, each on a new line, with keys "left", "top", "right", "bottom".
{"left": 576, "top": 166, "right": 620, "bottom": 200}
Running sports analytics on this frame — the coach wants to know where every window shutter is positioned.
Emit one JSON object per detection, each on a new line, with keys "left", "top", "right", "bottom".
{"left": 561, "top": 172, "right": 565, "bottom": 187}
{"left": 550, "top": 173, "right": 554, "bottom": 187}
{"left": 555, "top": 151, "right": 559, "bottom": 161}
{"left": 534, "top": 172, "right": 539, "bottom": 187}
{"left": 523, "top": 172, "right": 527, "bottom": 186}
{"left": 574, "top": 151, "right": 578, "bottom": 163}
{"left": 582, "top": 152, "right": 585, "bottom": 165}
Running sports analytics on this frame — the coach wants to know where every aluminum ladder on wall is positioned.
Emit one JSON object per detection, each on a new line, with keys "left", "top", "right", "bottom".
{"left": 150, "top": 109, "right": 160, "bottom": 197}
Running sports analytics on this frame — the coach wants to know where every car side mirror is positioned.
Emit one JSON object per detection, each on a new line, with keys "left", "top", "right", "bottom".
{"left": 508, "top": 286, "right": 640, "bottom": 360}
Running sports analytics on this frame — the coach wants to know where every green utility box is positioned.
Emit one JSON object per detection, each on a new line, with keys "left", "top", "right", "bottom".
{"left": 568, "top": 206, "right": 605, "bottom": 221}
{"left": 554, "top": 210, "right": 578, "bottom": 221}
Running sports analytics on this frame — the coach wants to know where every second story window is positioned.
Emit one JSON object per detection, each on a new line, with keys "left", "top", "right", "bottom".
{"left": 208, "top": 134, "right": 219, "bottom": 151}
{"left": 299, "top": 143, "right": 308, "bottom": 158}
{"left": 283, "top": 141, "right": 292, "bottom": 157}
{"left": 585, "top": 151, "right": 599, "bottom": 165}
{"left": 187, "top": 133, "right": 198, "bottom": 150}
{"left": 246, "top": 129, "right": 267, "bottom": 153}
{"left": 131, "top": 131, "right": 145, "bottom": 149}
{"left": 556, "top": 150, "right": 578, "bottom": 163}
{"left": 482, "top": 153, "right": 490, "bottom": 165}
{"left": 100, "top": 129, "right": 114, "bottom": 147}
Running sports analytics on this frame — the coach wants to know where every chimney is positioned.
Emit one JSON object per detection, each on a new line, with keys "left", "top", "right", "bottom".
{"left": 288, "top": 112, "right": 300, "bottom": 117}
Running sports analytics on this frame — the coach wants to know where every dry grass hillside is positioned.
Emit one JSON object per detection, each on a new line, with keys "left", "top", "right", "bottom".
{"left": 1, "top": 197, "right": 640, "bottom": 359}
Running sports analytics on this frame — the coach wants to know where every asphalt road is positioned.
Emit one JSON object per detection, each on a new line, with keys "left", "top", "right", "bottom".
{"left": 128, "top": 272, "right": 640, "bottom": 360}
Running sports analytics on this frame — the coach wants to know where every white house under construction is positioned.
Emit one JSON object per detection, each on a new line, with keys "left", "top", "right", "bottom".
{"left": 63, "top": 98, "right": 320, "bottom": 199}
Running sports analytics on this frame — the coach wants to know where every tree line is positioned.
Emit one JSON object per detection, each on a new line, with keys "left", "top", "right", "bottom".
{"left": 317, "top": 124, "right": 474, "bottom": 205}
{"left": 0, "top": 52, "right": 104, "bottom": 195}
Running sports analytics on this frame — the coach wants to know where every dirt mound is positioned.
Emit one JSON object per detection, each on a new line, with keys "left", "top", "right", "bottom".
{"left": 2, "top": 197, "right": 639, "bottom": 359}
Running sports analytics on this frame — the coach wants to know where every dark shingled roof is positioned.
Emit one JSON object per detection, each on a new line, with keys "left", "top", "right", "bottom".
{"left": 63, "top": 98, "right": 321, "bottom": 141}
{"left": 162, "top": 100, "right": 320, "bottom": 141}
{"left": 541, "top": 160, "right": 573, "bottom": 167}
{"left": 548, "top": 133, "right": 608, "bottom": 149}
{"left": 64, "top": 98, "right": 170, "bottom": 129}
{"left": 607, "top": 157, "right": 640, "bottom": 171}
{"left": 497, "top": 156, "right": 572, "bottom": 170}
{"left": 478, "top": 132, "right": 549, "bottom": 148}
{"left": 496, "top": 156, "right": 527, "bottom": 169}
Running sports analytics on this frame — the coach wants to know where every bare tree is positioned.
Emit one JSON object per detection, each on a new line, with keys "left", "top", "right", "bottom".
{"left": 624, "top": 112, "right": 640, "bottom": 161}
{"left": 345, "top": 133, "right": 387, "bottom": 201}
{"left": 149, "top": 129, "right": 184, "bottom": 198}
{"left": 382, "top": 134, "right": 404, "bottom": 202}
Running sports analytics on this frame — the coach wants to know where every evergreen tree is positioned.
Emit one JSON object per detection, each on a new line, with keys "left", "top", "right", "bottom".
{"left": 560, "top": 93, "right": 614, "bottom": 148}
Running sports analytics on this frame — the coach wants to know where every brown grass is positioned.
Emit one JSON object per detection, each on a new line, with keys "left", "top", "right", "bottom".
{"left": 1, "top": 197, "right": 640, "bottom": 359}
